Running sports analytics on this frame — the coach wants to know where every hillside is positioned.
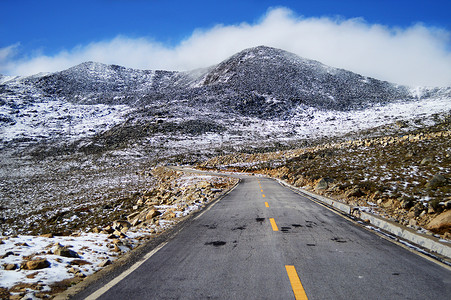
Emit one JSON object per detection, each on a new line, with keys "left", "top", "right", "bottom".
{"left": 0, "top": 45, "right": 450, "bottom": 238}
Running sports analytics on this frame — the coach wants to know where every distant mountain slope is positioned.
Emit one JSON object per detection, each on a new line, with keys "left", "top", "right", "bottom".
{"left": 0, "top": 46, "right": 450, "bottom": 156}
{"left": 3, "top": 46, "right": 435, "bottom": 118}
{"left": 198, "top": 46, "right": 413, "bottom": 112}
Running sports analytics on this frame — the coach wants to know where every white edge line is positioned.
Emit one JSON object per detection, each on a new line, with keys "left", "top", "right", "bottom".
{"left": 85, "top": 241, "right": 168, "bottom": 300}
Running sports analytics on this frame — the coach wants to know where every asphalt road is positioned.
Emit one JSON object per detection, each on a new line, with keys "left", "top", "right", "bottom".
{"left": 79, "top": 176, "right": 451, "bottom": 300}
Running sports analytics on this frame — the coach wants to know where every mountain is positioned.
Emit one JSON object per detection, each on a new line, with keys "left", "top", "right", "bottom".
{"left": 0, "top": 46, "right": 450, "bottom": 158}
{"left": 199, "top": 46, "right": 413, "bottom": 112}
{"left": 27, "top": 46, "right": 417, "bottom": 116}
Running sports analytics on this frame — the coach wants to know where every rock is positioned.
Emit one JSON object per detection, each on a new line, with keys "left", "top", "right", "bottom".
{"left": 426, "top": 174, "right": 447, "bottom": 189}
{"left": 145, "top": 208, "right": 161, "bottom": 220}
{"left": 103, "top": 226, "right": 115, "bottom": 234}
{"left": 113, "top": 230, "right": 126, "bottom": 238}
{"left": 98, "top": 259, "right": 112, "bottom": 268}
{"left": 420, "top": 157, "right": 433, "bottom": 165}
{"left": 127, "top": 212, "right": 140, "bottom": 222}
{"left": 112, "top": 220, "right": 131, "bottom": 231}
{"left": 69, "top": 259, "right": 91, "bottom": 266}
{"left": 53, "top": 244, "right": 80, "bottom": 258}
{"left": 371, "top": 191, "right": 382, "bottom": 200}
{"left": 4, "top": 263, "right": 18, "bottom": 270}
{"left": 408, "top": 203, "right": 424, "bottom": 218}
{"left": 400, "top": 198, "right": 414, "bottom": 209}
{"left": 346, "top": 187, "right": 364, "bottom": 198}
{"left": 40, "top": 233, "right": 54, "bottom": 238}
{"left": 381, "top": 199, "right": 395, "bottom": 209}
{"left": 164, "top": 211, "right": 177, "bottom": 220}
{"left": 130, "top": 218, "right": 142, "bottom": 227}
{"left": 23, "top": 258, "right": 50, "bottom": 270}
{"left": 315, "top": 178, "right": 329, "bottom": 190}
{"left": 0, "top": 251, "right": 14, "bottom": 259}
{"left": 426, "top": 210, "right": 451, "bottom": 234}
{"left": 408, "top": 219, "right": 418, "bottom": 227}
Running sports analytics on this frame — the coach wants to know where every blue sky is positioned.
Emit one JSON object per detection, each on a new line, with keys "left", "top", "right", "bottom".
{"left": 1, "top": 0, "right": 451, "bottom": 86}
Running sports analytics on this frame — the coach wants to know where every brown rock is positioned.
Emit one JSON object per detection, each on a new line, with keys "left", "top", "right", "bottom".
{"left": 113, "top": 230, "right": 127, "bottom": 238}
{"left": 69, "top": 259, "right": 91, "bottom": 266}
{"left": 381, "top": 199, "right": 394, "bottom": 208}
{"left": 98, "top": 259, "right": 112, "bottom": 268}
{"left": 146, "top": 209, "right": 161, "bottom": 220}
{"left": 4, "top": 263, "right": 18, "bottom": 270}
{"left": 112, "top": 220, "right": 131, "bottom": 231}
{"left": 426, "top": 210, "right": 451, "bottom": 234}
{"left": 103, "top": 226, "right": 114, "bottom": 234}
{"left": 23, "top": 258, "right": 50, "bottom": 270}
{"left": 40, "top": 233, "right": 54, "bottom": 238}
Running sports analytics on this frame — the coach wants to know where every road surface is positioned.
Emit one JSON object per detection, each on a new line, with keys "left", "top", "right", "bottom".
{"left": 76, "top": 175, "right": 451, "bottom": 299}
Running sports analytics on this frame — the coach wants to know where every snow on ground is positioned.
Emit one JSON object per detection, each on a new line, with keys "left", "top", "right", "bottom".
{"left": 0, "top": 171, "right": 232, "bottom": 296}
{"left": 0, "top": 99, "right": 133, "bottom": 144}
{"left": 0, "top": 232, "right": 127, "bottom": 289}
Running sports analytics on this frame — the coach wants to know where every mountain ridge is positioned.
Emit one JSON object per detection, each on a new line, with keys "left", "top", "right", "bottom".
{"left": 0, "top": 45, "right": 450, "bottom": 158}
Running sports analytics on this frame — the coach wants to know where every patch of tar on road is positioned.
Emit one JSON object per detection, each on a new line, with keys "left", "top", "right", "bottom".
{"left": 331, "top": 237, "right": 347, "bottom": 243}
{"left": 305, "top": 220, "right": 318, "bottom": 228}
{"left": 232, "top": 225, "right": 246, "bottom": 231}
{"left": 281, "top": 226, "right": 291, "bottom": 232}
{"left": 205, "top": 241, "right": 227, "bottom": 247}
{"left": 255, "top": 217, "right": 265, "bottom": 223}
{"left": 292, "top": 224, "right": 303, "bottom": 228}
{"left": 204, "top": 223, "right": 217, "bottom": 229}
{"left": 306, "top": 243, "right": 316, "bottom": 246}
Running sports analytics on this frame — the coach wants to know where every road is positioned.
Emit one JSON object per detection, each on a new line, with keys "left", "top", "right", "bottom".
{"left": 77, "top": 175, "right": 451, "bottom": 299}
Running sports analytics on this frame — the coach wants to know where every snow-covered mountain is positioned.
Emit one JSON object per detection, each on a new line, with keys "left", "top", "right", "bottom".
{"left": 0, "top": 46, "right": 450, "bottom": 158}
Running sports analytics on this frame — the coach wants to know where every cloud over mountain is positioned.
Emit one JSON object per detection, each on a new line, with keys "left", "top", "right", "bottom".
{"left": 1, "top": 7, "right": 450, "bottom": 86}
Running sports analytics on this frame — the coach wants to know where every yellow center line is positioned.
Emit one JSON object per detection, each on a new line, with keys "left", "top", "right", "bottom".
{"left": 261, "top": 189, "right": 264, "bottom": 192}
{"left": 285, "top": 265, "right": 309, "bottom": 300}
{"left": 269, "top": 218, "right": 278, "bottom": 231}
{"left": 265, "top": 202, "right": 269, "bottom": 208}
{"left": 262, "top": 194, "right": 266, "bottom": 198}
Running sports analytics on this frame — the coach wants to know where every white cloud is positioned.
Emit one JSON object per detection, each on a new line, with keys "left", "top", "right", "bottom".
{"left": 1, "top": 7, "right": 450, "bottom": 86}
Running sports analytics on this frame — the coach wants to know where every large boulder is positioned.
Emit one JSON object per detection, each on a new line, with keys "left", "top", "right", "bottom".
{"left": 146, "top": 208, "right": 162, "bottom": 220}
{"left": 53, "top": 244, "right": 80, "bottom": 258}
{"left": 315, "top": 178, "right": 329, "bottom": 190}
{"left": 426, "top": 210, "right": 451, "bottom": 234}
{"left": 22, "top": 258, "right": 50, "bottom": 270}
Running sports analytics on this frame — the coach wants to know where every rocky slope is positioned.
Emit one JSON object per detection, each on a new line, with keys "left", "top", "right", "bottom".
{"left": 199, "top": 116, "right": 451, "bottom": 238}
{"left": 0, "top": 167, "right": 238, "bottom": 299}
